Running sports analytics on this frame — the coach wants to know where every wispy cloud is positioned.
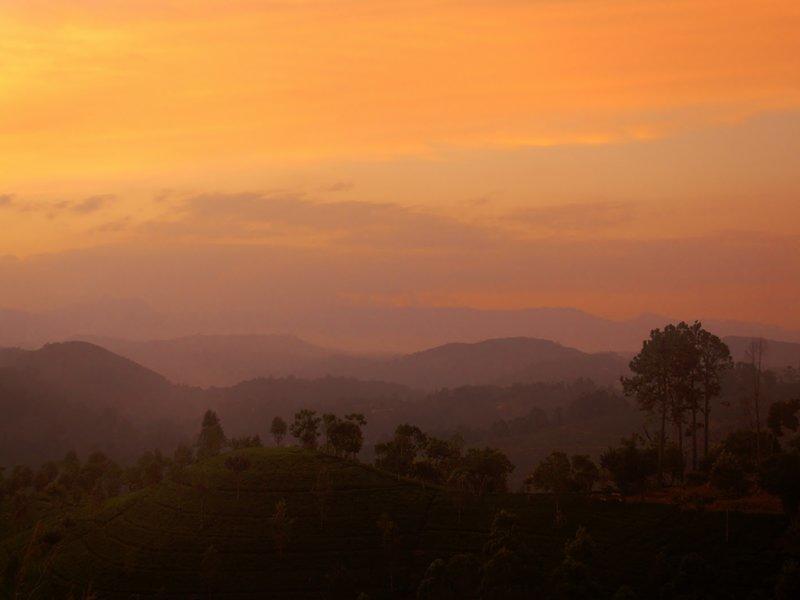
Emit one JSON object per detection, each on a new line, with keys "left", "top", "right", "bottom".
{"left": 509, "top": 201, "right": 635, "bottom": 232}
{"left": 0, "top": 194, "right": 116, "bottom": 217}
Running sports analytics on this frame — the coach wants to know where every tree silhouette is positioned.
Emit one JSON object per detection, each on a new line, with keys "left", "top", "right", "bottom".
{"left": 201, "top": 544, "right": 221, "bottom": 596}
{"left": 224, "top": 454, "right": 251, "bottom": 502}
{"left": 270, "top": 416, "right": 288, "bottom": 446}
{"left": 272, "top": 498, "right": 294, "bottom": 558}
{"left": 690, "top": 323, "right": 732, "bottom": 464}
{"left": 623, "top": 323, "right": 728, "bottom": 481}
{"left": 623, "top": 326, "right": 680, "bottom": 482}
{"left": 290, "top": 409, "right": 321, "bottom": 449}
{"left": 376, "top": 513, "right": 399, "bottom": 593}
{"left": 196, "top": 410, "right": 226, "bottom": 460}
{"left": 760, "top": 450, "right": 800, "bottom": 517}
{"left": 710, "top": 451, "right": 749, "bottom": 542}
{"left": 481, "top": 510, "right": 539, "bottom": 599}
{"left": 312, "top": 467, "right": 333, "bottom": 529}
{"left": 600, "top": 435, "right": 658, "bottom": 499}
{"left": 453, "top": 447, "right": 514, "bottom": 497}
{"left": 745, "top": 338, "right": 768, "bottom": 465}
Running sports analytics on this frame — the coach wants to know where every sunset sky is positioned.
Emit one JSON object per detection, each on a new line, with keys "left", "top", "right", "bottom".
{"left": 2, "top": 0, "right": 799, "bottom": 330}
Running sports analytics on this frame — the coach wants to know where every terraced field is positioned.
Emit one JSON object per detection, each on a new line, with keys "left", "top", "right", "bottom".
{"left": 1, "top": 448, "right": 790, "bottom": 598}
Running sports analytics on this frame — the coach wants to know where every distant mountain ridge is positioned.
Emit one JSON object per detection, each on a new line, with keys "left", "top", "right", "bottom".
{"left": 54, "top": 334, "right": 629, "bottom": 389}
{"left": 724, "top": 336, "right": 800, "bottom": 369}
{"left": 3, "top": 300, "right": 800, "bottom": 353}
{"left": 0, "top": 341, "right": 178, "bottom": 415}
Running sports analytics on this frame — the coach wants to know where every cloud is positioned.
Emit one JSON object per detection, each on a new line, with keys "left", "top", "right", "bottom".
{"left": 65, "top": 194, "right": 116, "bottom": 215}
{"left": 0, "top": 194, "right": 116, "bottom": 217}
{"left": 142, "top": 192, "right": 496, "bottom": 251}
{"left": 509, "top": 201, "right": 634, "bottom": 231}
{"left": 323, "top": 181, "right": 355, "bottom": 193}
{"left": 1, "top": 231, "right": 797, "bottom": 333}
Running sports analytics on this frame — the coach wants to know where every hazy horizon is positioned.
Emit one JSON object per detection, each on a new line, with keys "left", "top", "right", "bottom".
{"left": 3, "top": 0, "right": 799, "bottom": 334}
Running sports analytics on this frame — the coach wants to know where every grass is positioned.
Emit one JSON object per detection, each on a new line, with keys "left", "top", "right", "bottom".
{"left": 0, "top": 447, "right": 791, "bottom": 598}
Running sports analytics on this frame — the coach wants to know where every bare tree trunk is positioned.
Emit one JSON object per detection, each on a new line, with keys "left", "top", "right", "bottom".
{"left": 659, "top": 402, "right": 666, "bottom": 484}
{"left": 703, "top": 393, "right": 710, "bottom": 460}
{"left": 725, "top": 508, "right": 730, "bottom": 543}
{"left": 691, "top": 407, "right": 698, "bottom": 471}
{"left": 748, "top": 339, "right": 767, "bottom": 466}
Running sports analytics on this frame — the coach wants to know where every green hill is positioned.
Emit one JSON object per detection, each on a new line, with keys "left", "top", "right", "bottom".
{"left": 1, "top": 448, "right": 790, "bottom": 598}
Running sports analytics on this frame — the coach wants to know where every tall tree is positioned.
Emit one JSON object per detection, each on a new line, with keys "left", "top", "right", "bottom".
{"left": 270, "top": 416, "right": 288, "bottom": 446}
{"left": 745, "top": 338, "right": 768, "bottom": 464}
{"left": 271, "top": 499, "right": 294, "bottom": 558}
{"left": 224, "top": 454, "right": 251, "bottom": 502}
{"left": 290, "top": 409, "right": 321, "bottom": 449}
{"left": 623, "top": 326, "right": 680, "bottom": 481}
{"left": 690, "top": 322, "right": 732, "bottom": 463}
{"left": 196, "top": 410, "right": 226, "bottom": 461}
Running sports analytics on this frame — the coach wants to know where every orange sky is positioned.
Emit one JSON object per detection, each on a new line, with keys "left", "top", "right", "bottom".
{"left": 1, "top": 0, "right": 799, "bottom": 328}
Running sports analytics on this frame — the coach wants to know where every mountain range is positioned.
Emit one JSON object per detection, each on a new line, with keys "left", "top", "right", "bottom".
{"left": 3, "top": 299, "right": 799, "bottom": 353}
{"left": 68, "top": 334, "right": 630, "bottom": 389}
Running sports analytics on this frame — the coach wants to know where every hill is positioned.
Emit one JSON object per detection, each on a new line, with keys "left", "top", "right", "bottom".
{"left": 67, "top": 335, "right": 630, "bottom": 390}
{"left": 0, "top": 342, "right": 198, "bottom": 465}
{"left": 372, "top": 337, "right": 628, "bottom": 389}
{"left": 724, "top": 335, "right": 800, "bottom": 370}
{"left": 0, "top": 341, "right": 176, "bottom": 414}
{"left": 5, "top": 301, "right": 800, "bottom": 355}
{"left": 75, "top": 334, "right": 349, "bottom": 387}
{"left": 1, "top": 448, "right": 787, "bottom": 598}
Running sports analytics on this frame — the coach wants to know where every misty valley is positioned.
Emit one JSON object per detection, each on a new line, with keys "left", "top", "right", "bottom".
{"left": 1, "top": 325, "right": 800, "bottom": 598}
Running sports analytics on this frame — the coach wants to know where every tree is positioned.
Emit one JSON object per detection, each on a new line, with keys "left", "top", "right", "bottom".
{"left": 201, "top": 544, "right": 221, "bottom": 595}
{"left": 326, "top": 414, "right": 367, "bottom": 458}
{"left": 375, "top": 424, "right": 427, "bottom": 477}
{"left": 710, "top": 451, "right": 749, "bottom": 543}
{"left": 290, "top": 409, "right": 321, "bottom": 449}
{"left": 745, "top": 338, "right": 768, "bottom": 465}
{"left": 229, "top": 435, "right": 262, "bottom": 449}
{"left": 481, "top": 510, "right": 539, "bottom": 599}
{"left": 527, "top": 452, "right": 573, "bottom": 517}
{"left": 600, "top": 436, "right": 658, "bottom": 498}
{"left": 623, "top": 326, "right": 682, "bottom": 482}
{"left": 418, "top": 553, "right": 481, "bottom": 600}
{"left": 376, "top": 513, "right": 399, "bottom": 592}
{"left": 169, "top": 443, "right": 194, "bottom": 482}
{"left": 768, "top": 398, "right": 800, "bottom": 438}
{"left": 759, "top": 451, "right": 800, "bottom": 517}
{"left": 775, "top": 560, "right": 800, "bottom": 600}
{"left": 196, "top": 410, "right": 226, "bottom": 460}
{"left": 553, "top": 527, "right": 600, "bottom": 600}
{"left": 455, "top": 447, "right": 514, "bottom": 497}
{"left": 224, "top": 454, "right": 251, "bottom": 501}
{"left": 571, "top": 455, "right": 599, "bottom": 494}
{"left": 527, "top": 453, "right": 599, "bottom": 498}
{"left": 272, "top": 498, "right": 293, "bottom": 558}
{"left": 690, "top": 323, "right": 732, "bottom": 463}
{"left": 312, "top": 468, "right": 333, "bottom": 529}
{"left": 270, "top": 416, "right": 288, "bottom": 446}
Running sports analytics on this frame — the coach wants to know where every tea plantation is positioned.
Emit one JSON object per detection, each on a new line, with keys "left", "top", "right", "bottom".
{"left": 0, "top": 447, "right": 790, "bottom": 598}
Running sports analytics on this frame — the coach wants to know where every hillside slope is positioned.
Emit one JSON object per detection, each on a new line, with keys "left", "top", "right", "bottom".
{"left": 371, "top": 337, "right": 628, "bottom": 389}
{"left": 76, "top": 334, "right": 349, "bottom": 387}
{"left": 71, "top": 335, "right": 630, "bottom": 390}
{"left": 0, "top": 341, "right": 176, "bottom": 414}
{"left": 4, "top": 448, "right": 786, "bottom": 599}
{"left": 724, "top": 335, "right": 800, "bottom": 369}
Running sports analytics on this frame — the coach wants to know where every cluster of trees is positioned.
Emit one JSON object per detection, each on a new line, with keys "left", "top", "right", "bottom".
{"left": 417, "top": 510, "right": 539, "bottom": 599}
{"left": 527, "top": 452, "right": 600, "bottom": 497}
{"left": 271, "top": 409, "right": 367, "bottom": 457}
{"left": 622, "top": 321, "right": 732, "bottom": 477}
{"left": 418, "top": 512, "right": 609, "bottom": 599}
{"left": 374, "top": 424, "right": 514, "bottom": 496}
